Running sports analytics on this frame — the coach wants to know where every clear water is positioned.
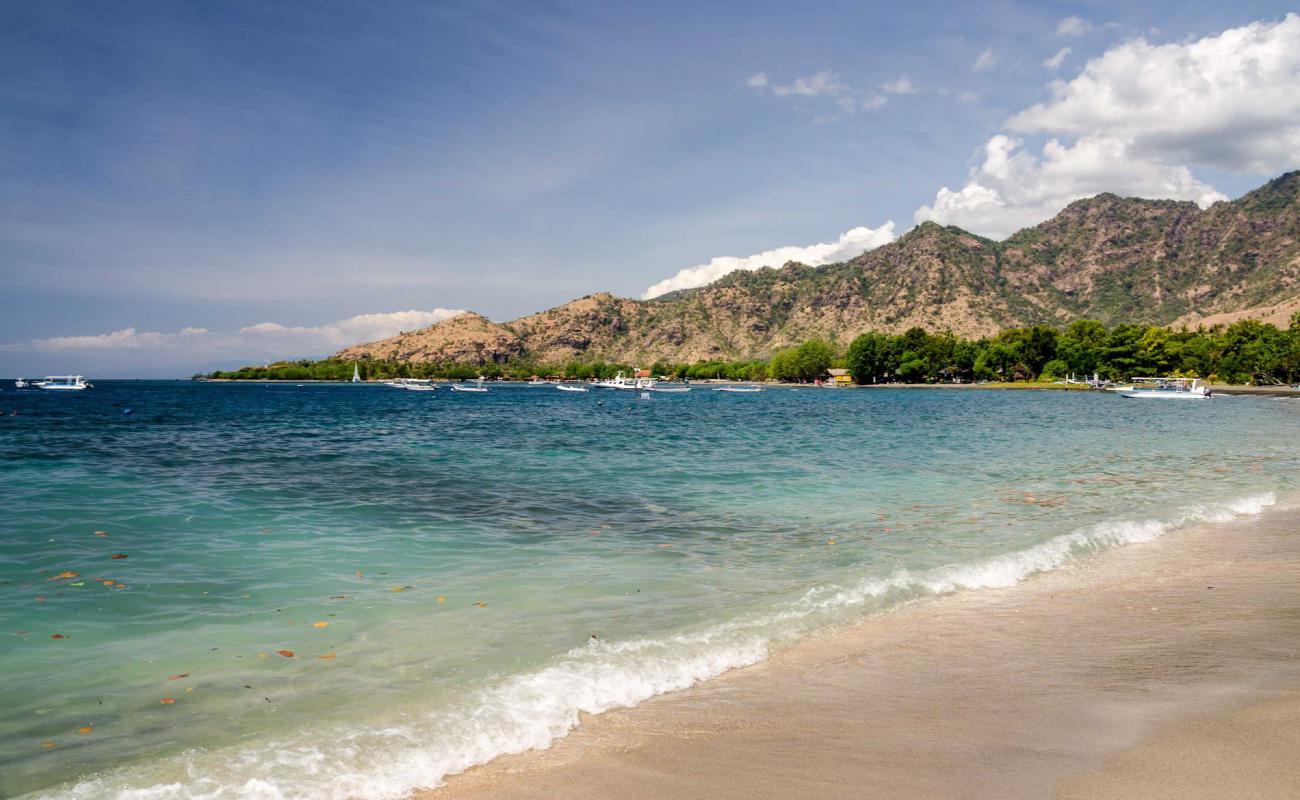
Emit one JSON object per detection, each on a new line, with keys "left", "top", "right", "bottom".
{"left": 1, "top": 382, "right": 1296, "bottom": 799}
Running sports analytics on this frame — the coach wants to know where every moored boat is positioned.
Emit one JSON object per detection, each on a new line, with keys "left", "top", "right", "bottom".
{"left": 556, "top": 383, "right": 589, "bottom": 393}
{"left": 35, "top": 375, "right": 91, "bottom": 391}
{"left": 1118, "top": 377, "right": 1211, "bottom": 399}
{"left": 714, "top": 385, "right": 763, "bottom": 393}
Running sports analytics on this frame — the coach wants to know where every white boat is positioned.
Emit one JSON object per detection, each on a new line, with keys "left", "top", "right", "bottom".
{"left": 556, "top": 383, "right": 589, "bottom": 393}
{"left": 351, "top": 363, "right": 362, "bottom": 383}
{"left": 592, "top": 371, "right": 634, "bottom": 390}
{"left": 35, "top": 375, "right": 91, "bottom": 391}
{"left": 387, "top": 378, "right": 436, "bottom": 391}
{"left": 647, "top": 382, "right": 690, "bottom": 393}
{"left": 527, "top": 378, "right": 551, "bottom": 386}
{"left": 14, "top": 379, "right": 29, "bottom": 388}
{"left": 714, "top": 385, "right": 763, "bottom": 393}
{"left": 1117, "top": 377, "right": 1211, "bottom": 399}
{"left": 450, "top": 377, "right": 489, "bottom": 393}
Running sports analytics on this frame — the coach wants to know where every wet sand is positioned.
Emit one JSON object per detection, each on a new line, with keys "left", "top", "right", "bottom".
{"left": 420, "top": 503, "right": 1300, "bottom": 800}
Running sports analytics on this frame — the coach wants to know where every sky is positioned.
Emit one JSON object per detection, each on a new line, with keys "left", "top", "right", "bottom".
{"left": 2, "top": 1, "right": 1298, "bottom": 376}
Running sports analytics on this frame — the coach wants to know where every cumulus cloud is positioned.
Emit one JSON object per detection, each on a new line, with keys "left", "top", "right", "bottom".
{"left": 1009, "top": 13, "right": 1300, "bottom": 173}
{"left": 642, "top": 223, "right": 897, "bottom": 299}
{"left": 916, "top": 15, "right": 1300, "bottom": 238}
{"left": 1056, "top": 16, "right": 1093, "bottom": 37}
{"left": 12, "top": 309, "right": 465, "bottom": 360}
{"left": 973, "top": 48, "right": 997, "bottom": 72}
{"left": 1043, "top": 47, "right": 1071, "bottom": 70}
{"left": 914, "top": 135, "right": 1225, "bottom": 239}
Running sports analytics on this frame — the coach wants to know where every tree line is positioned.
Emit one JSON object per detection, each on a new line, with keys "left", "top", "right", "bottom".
{"left": 206, "top": 315, "right": 1300, "bottom": 385}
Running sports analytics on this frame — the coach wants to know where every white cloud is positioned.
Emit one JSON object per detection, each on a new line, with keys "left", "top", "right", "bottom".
{"left": 642, "top": 222, "right": 897, "bottom": 299}
{"left": 744, "top": 72, "right": 769, "bottom": 88}
{"left": 12, "top": 309, "right": 465, "bottom": 360}
{"left": 914, "top": 134, "right": 1226, "bottom": 239}
{"left": 1043, "top": 47, "right": 1071, "bottom": 70}
{"left": 973, "top": 48, "right": 997, "bottom": 72}
{"left": 917, "top": 15, "right": 1300, "bottom": 238}
{"left": 1056, "top": 16, "right": 1093, "bottom": 37}
{"left": 769, "top": 70, "right": 847, "bottom": 97}
{"left": 880, "top": 75, "right": 917, "bottom": 95}
{"left": 1009, "top": 13, "right": 1300, "bottom": 173}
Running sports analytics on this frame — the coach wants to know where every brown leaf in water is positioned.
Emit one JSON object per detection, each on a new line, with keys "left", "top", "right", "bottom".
{"left": 276, "top": 649, "right": 294, "bottom": 658}
{"left": 48, "top": 571, "right": 80, "bottom": 581}
{"left": 474, "top": 602, "right": 487, "bottom": 608}
{"left": 389, "top": 585, "right": 410, "bottom": 593}
{"left": 78, "top": 726, "right": 92, "bottom": 734}
{"left": 161, "top": 697, "right": 175, "bottom": 705}
{"left": 313, "top": 621, "right": 329, "bottom": 628}
{"left": 436, "top": 595, "right": 446, "bottom": 603}
{"left": 318, "top": 653, "right": 336, "bottom": 660}
{"left": 94, "top": 531, "right": 109, "bottom": 537}
{"left": 101, "top": 579, "right": 115, "bottom": 585}
{"left": 50, "top": 633, "right": 66, "bottom": 639}
{"left": 168, "top": 673, "right": 190, "bottom": 681}
{"left": 41, "top": 741, "right": 56, "bottom": 749}
{"left": 110, "top": 554, "right": 128, "bottom": 560}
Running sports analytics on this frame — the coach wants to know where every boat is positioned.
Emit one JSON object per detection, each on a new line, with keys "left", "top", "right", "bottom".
{"left": 14, "top": 379, "right": 29, "bottom": 388}
{"left": 1117, "top": 377, "right": 1211, "bottom": 399}
{"left": 35, "top": 375, "right": 91, "bottom": 391}
{"left": 351, "top": 363, "right": 361, "bottom": 383}
{"left": 592, "top": 372, "right": 634, "bottom": 390}
{"left": 714, "top": 385, "right": 763, "bottom": 393}
{"left": 647, "top": 382, "right": 691, "bottom": 393}
{"left": 450, "top": 377, "right": 489, "bottom": 393}
{"left": 527, "top": 378, "right": 551, "bottom": 386}
{"left": 556, "top": 383, "right": 589, "bottom": 393}
{"left": 387, "top": 378, "right": 436, "bottom": 391}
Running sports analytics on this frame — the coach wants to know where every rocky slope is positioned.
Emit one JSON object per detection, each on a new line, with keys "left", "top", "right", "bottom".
{"left": 336, "top": 172, "right": 1300, "bottom": 365}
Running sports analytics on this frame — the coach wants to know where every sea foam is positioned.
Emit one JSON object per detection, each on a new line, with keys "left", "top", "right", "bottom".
{"left": 37, "top": 492, "right": 1277, "bottom": 800}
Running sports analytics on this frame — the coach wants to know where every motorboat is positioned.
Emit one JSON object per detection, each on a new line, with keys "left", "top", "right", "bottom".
{"left": 592, "top": 372, "right": 634, "bottom": 390}
{"left": 14, "top": 378, "right": 29, "bottom": 388}
{"left": 647, "top": 381, "right": 690, "bottom": 393}
{"left": 527, "top": 378, "right": 551, "bottom": 386}
{"left": 714, "top": 385, "right": 763, "bottom": 393}
{"left": 1117, "top": 377, "right": 1211, "bottom": 399}
{"left": 387, "top": 378, "right": 436, "bottom": 391}
{"left": 450, "top": 378, "right": 489, "bottom": 393}
{"left": 556, "top": 383, "right": 589, "bottom": 393}
{"left": 35, "top": 375, "right": 91, "bottom": 391}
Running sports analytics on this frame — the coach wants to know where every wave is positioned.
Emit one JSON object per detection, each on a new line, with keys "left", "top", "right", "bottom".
{"left": 38, "top": 492, "right": 1277, "bottom": 800}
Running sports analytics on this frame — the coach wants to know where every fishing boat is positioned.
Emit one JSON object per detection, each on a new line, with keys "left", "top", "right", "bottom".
{"left": 556, "top": 383, "right": 589, "bottom": 393}
{"left": 35, "top": 375, "right": 91, "bottom": 391}
{"left": 592, "top": 372, "right": 633, "bottom": 390}
{"left": 714, "top": 385, "right": 763, "bottom": 393}
{"left": 450, "top": 377, "right": 489, "bottom": 393}
{"left": 1117, "top": 377, "right": 1211, "bottom": 399}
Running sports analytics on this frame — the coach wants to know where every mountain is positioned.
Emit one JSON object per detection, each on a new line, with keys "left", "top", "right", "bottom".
{"left": 336, "top": 172, "right": 1300, "bottom": 365}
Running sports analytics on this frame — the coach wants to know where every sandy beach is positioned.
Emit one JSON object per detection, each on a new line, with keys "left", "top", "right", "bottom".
{"left": 422, "top": 501, "right": 1300, "bottom": 800}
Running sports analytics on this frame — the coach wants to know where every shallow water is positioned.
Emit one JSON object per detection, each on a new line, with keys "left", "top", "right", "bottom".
{"left": 0, "top": 382, "right": 1296, "bottom": 799}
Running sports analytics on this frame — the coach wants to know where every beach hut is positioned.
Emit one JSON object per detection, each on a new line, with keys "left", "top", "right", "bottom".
{"left": 827, "top": 368, "right": 853, "bottom": 387}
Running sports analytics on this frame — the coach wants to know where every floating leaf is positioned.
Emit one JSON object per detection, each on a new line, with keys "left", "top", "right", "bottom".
{"left": 50, "top": 633, "right": 66, "bottom": 640}
{"left": 161, "top": 697, "right": 175, "bottom": 705}
{"left": 257, "top": 652, "right": 269, "bottom": 659}
{"left": 389, "top": 585, "right": 410, "bottom": 593}
{"left": 318, "top": 653, "right": 336, "bottom": 660}
{"left": 312, "top": 621, "right": 329, "bottom": 629}
{"left": 48, "top": 571, "right": 80, "bottom": 581}
{"left": 78, "top": 726, "right": 92, "bottom": 734}
{"left": 41, "top": 741, "right": 56, "bottom": 749}
{"left": 473, "top": 602, "right": 487, "bottom": 608}
{"left": 70, "top": 582, "right": 85, "bottom": 587}
{"left": 436, "top": 595, "right": 446, "bottom": 604}
{"left": 827, "top": 539, "right": 836, "bottom": 545}
{"left": 101, "top": 579, "right": 115, "bottom": 586}
{"left": 168, "top": 673, "right": 190, "bottom": 681}
{"left": 329, "top": 594, "right": 348, "bottom": 600}
{"left": 276, "top": 649, "right": 294, "bottom": 658}
{"left": 110, "top": 554, "right": 129, "bottom": 560}
{"left": 94, "top": 531, "right": 109, "bottom": 537}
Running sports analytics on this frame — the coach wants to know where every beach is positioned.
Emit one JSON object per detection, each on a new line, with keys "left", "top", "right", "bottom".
{"left": 425, "top": 501, "right": 1300, "bottom": 800}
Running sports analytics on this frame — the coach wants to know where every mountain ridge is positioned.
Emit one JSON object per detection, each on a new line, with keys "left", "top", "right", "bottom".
{"left": 336, "top": 171, "right": 1300, "bottom": 365}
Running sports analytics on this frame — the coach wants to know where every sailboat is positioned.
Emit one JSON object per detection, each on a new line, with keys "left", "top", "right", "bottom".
{"left": 351, "top": 362, "right": 361, "bottom": 383}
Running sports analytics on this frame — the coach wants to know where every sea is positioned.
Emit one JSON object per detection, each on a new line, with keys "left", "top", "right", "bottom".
{"left": 1, "top": 380, "right": 1296, "bottom": 799}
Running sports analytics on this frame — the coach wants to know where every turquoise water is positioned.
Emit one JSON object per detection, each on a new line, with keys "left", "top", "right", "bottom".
{"left": 1, "top": 382, "right": 1297, "bottom": 799}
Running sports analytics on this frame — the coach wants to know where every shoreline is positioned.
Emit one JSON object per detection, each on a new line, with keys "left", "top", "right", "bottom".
{"left": 420, "top": 501, "right": 1300, "bottom": 799}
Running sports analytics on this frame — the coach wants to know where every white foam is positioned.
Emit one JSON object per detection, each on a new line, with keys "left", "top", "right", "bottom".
{"left": 36, "top": 492, "right": 1277, "bottom": 800}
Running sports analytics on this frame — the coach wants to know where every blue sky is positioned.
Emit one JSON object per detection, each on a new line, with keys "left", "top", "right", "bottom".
{"left": 2, "top": 1, "right": 1297, "bottom": 375}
